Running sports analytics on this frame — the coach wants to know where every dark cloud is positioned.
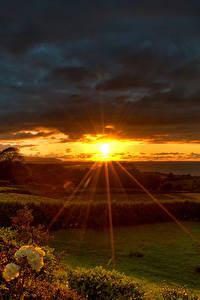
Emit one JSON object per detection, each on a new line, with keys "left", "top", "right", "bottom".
{"left": 0, "top": 130, "right": 55, "bottom": 140}
{"left": 96, "top": 73, "right": 165, "bottom": 91}
{"left": 51, "top": 67, "right": 97, "bottom": 89}
{"left": 0, "top": 0, "right": 200, "bottom": 143}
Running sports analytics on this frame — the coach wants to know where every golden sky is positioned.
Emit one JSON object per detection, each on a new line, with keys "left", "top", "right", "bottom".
{"left": 1, "top": 127, "right": 200, "bottom": 161}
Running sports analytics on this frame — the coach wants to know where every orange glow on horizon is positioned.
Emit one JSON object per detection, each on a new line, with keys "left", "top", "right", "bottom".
{"left": 0, "top": 128, "right": 200, "bottom": 161}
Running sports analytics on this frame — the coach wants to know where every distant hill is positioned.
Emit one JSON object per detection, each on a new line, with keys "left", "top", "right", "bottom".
{"left": 24, "top": 156, "right": 62, "bottom": 164}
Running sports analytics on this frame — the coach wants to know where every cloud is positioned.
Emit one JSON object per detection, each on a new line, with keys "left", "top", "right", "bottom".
{"left": 0, "top": 0, "right": 200, "bottom": 144}
{"left": 0, "top": 129, "right": 56, "bottom": 141}
{"left": 51, "top": 67, "right": 97, "bottom": 85}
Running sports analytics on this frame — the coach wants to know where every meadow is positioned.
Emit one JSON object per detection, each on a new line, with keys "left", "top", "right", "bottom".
{"left": 50, "top": 222, "right": 200, "bottom": 290}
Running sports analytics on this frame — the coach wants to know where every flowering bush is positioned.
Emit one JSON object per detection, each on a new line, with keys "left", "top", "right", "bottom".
{"left": 0, "top": 206, "right": 82, "bottom": 299}
{"left": 159, "top": 285, "right": 199, "bottom": 300}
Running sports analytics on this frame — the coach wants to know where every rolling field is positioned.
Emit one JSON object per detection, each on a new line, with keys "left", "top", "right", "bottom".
{"left": 1, "top": 187, "right": 200, "bottom": 206}
{"left": 51, "top": 221, "right": 200, "bottom": 291}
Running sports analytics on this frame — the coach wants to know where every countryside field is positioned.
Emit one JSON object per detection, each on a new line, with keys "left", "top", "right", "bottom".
{"left": 1, "top": 185, "right": 200, "bottom": 297}
{"left": 1, "top": 187, "right": 200, "bottom": 228}
{"left": 51, "top": 222, "right": 200, "bottom": 290}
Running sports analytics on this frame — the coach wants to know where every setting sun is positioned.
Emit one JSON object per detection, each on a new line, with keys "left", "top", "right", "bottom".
{"left": 100, "top": 143, "right": 110, "bottom": 156}
{"left": 96, "top": 143, "right": 111, "bottom": 160}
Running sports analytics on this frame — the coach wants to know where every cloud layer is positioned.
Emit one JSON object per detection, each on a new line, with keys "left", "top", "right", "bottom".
{"left": 0, "top": 0, "right": 200, "bottom": 143}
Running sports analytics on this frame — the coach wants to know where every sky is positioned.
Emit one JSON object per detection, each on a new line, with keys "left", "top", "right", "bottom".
{"left": 1, "top": 0, "right": 200, "bottom": 161}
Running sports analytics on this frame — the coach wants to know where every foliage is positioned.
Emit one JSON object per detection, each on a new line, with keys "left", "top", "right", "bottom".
{"left": 0, "top": 147, "right": 25, "bottom": 183}
{"left": 159, "top": 285, "right": 199, "bottom": 299}
{"left": 67, "top": 266, "right": 144, "bottom": 299}
{"left": 0, "top": 206, "right": 82, "bottom": 299}
{"left": 0, "top": 147, "right": 23, "bottom": 163}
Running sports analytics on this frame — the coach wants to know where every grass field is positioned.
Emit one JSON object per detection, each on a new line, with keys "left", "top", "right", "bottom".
{"left": 1, "top": 187, "right": 200, "bottom": 205}
{"left": 0, "top": 192, "right": 58, "bottom": 204}
{"left": 51, "top": 221, "right": 200, "bottom": 291}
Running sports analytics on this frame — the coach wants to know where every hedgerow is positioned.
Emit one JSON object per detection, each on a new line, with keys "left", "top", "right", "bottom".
{"left": 0, "top": 198, "right": 200, "bottom": 229}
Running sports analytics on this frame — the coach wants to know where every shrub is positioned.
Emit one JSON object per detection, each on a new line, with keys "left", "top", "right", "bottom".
{"left": 68, "top": 266, "right": 144, "bottom": 299}
{"left": 159, "top": 285, "right": 199, "bottom": 300}
{"left": 0, "top": 206, "right": 82, "bottom": 299}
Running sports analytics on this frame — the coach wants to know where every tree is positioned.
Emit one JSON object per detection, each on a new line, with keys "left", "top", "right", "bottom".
{"left": 0, "top": 147, "right": 24, "bottom": 182}
{"left": 0, "top": 147, "right": 23, "bottom": 163}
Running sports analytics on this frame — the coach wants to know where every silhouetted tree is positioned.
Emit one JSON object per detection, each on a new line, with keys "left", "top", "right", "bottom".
{"left": 0, "top": 147, "right": 24, "bottom": 182}
{"left": 0, "top": 147, "right": 23, "bottom": 162}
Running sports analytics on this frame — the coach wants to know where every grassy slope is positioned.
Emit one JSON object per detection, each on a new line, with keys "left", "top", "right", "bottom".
{"left": 51, "top": 221, "right": 200, "bottom": 290}
{"left": 0, "top": 191, "right": 58, "bottom": 204}
{"left": 1, "top": 189, "right": 200, "bottom": 205}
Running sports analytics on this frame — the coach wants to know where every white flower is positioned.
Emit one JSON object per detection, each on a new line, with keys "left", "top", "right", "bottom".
{"left": 27, "top": 249, "right": 44, "bottom": 272}
{"left": 2, "top": 263, "right": 20, "bottom": 281}
{"left": 15, "top": 245, "right": 45, "bottom": 272}
{"left": 35, "top": 247, "right": 45, "bottom": 257}
{"left": 28, "top": 256, "right": 44, "bottom": 272}
{"left": 15, "top": 246, "right": 31, "bottom": 258}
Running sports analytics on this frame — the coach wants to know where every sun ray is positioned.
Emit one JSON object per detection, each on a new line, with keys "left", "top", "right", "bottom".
{"left": 105, "top": 161, "right": 116, "bottom": 268}
{"left": 65, "top": 164, "right": 99, "bottom": 230}
{"left": 48, "top": 161, "right": 98, "bottom": 230}
{"left": 80, "top": 161, "right": 103, "bottom": 239}
{"left": 110, "top": 162, "right": 129, "bottom": 202}
{"left": 117, "top": 161, "right": 200, "bottom": 246}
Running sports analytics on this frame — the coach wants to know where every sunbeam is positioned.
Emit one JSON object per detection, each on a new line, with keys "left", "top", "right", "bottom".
{"left": 48, "top": 161, "right": 98, "bottom": 230}
{"left": 105, "top": 161, "right": 116, "bottom": 268}
{"left": 81, "top": 161, "right": 103, "bottom": 235}
{"left": 110, "top": 162, "right": 129, "bottom": 202}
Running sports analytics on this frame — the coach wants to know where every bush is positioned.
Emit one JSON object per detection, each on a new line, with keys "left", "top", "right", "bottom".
{"left": 159, "top": 285, "right": 199, "bottom": 299}
{"left": 0, "top": 206, "right": 82, "bottom": 299}
{"left": 68, "top": 266, "right": 144, "bottom": 299}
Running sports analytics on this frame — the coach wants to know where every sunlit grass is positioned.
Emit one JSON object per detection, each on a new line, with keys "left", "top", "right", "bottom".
{"left": 0, "top": 192, "right": 58, "bottom": 204}
{"left": 51, "top": 222, "right": 200, "bottom": 290}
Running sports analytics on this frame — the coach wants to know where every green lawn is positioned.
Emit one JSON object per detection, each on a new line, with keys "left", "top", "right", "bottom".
{"left": 51, "top": 221, "right": 200, "bottom": 290}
